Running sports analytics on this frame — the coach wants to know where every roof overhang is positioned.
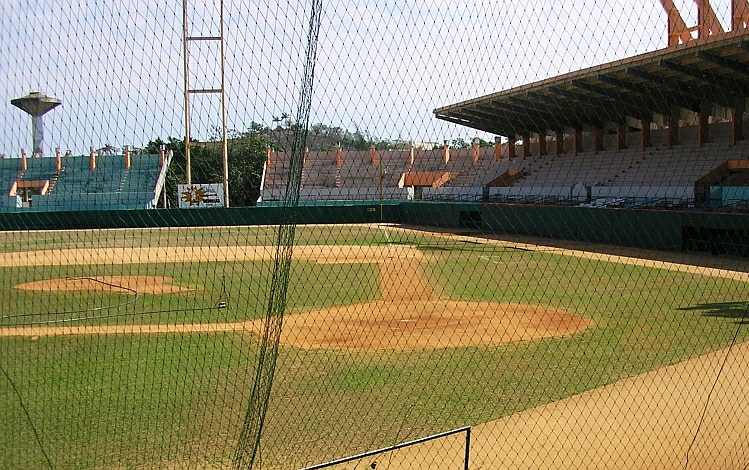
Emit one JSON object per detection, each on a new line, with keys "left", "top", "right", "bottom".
{"left": 434, "top": 30, "right": 749, "bottom": 137}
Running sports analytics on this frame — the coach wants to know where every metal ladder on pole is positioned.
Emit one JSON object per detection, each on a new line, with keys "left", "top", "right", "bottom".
{"left": 182, "top": 0, "right": 229, "bottom": 207}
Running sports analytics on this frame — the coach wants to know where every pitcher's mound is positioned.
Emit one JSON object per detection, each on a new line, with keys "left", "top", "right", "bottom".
{"left": 263, "top": 301, "right": 592, "bottom": 350}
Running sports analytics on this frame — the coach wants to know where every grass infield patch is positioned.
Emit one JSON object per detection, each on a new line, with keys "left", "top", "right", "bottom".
{"left": 0, "top": 225, "right": 746, "bottom": 468}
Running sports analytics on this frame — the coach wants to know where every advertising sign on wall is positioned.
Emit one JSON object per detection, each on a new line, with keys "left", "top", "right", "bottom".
{"left": 178, "top": 183, "right": 225, "bottom": 208}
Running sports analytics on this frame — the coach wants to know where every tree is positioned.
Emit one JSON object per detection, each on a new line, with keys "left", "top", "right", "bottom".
{"left": 451, "top": 138, "right": 470, "bottom": 149}
{"left": 226, "top": 126, "right": 267, "bottom": 206}
{"left": 143, "top": 123, "right": 267, "bottom": 208}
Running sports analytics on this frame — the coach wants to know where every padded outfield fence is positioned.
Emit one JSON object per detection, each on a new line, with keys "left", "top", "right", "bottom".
{"left": 3, "top": 0, "right": 749, "bottom": 469}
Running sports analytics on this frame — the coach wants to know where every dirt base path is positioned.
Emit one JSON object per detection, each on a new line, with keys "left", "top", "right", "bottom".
{"left": 380, "top": 248, "right": 431, "bottom": 302}
{"left": 391, "top": 225, "right": 749, "bottom": 282}
{"left": 0, "top": 241, "right": 591, "bottom": 347}
{"left": 0, "top": 244, "right": 422, "bottom": 267}
{"left": 353, "top": 340, "right": 749, "bottom": 470}
{"left": 14, "top": 276, "right": 191, "bottom": 295}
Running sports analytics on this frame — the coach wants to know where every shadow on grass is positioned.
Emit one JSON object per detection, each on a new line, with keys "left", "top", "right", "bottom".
{"left": 679, "top": 302, "right": 749, "bottom": 324}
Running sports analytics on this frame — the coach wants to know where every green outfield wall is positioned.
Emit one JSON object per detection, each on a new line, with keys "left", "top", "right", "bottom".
{"left": 0, "top": 202, "right": 746, "bottom": 256}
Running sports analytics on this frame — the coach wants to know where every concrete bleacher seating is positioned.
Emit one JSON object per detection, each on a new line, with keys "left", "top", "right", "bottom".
{"left": 488, "top": 121, "right": 749, "bottom": 201}
{"left": 0, "top": 153, "right": 168, "bottom": 211}
{"left": 260, "top": 120, "right": 749, "bottom": 205}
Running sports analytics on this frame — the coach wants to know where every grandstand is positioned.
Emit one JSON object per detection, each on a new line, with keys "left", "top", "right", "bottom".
{"left": 0, "top": 150, "right": 171, "bottom": 212}
{"left": 259, "top": 145, "right": 487, "bottom": 203}
{"left": 261, "top": 26, "right": 749, "bottom": 212}
{"left": 434, "top": 29, "right": 749, "bottom": 210}
{"left": 259, "top": 118, "right": 749, "bottom": 209}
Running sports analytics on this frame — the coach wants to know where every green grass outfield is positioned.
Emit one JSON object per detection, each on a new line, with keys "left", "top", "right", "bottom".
{"left": 0, "top": 224, "right": 746, "bottom": 468}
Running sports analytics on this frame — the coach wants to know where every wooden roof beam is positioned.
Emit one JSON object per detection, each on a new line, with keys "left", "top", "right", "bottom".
{"left": 625, "top": 67, "right": 704, "bottom": 111}
{"left": 696, "top": 50, "right": 749, "bottom": 76}
{"left": 659, "top": 59, "right": 749, "bottom": 96}
{"left": 447, "top": 107, "right": 531, "bottom": 136}
{"left": 476, "top": 102, "right": 562, "bottom": 134}
{"left": 435, "top": 113, "right": 506, "bottom": 136}
{"left": 569, "top": 80, "right": 657, "bottom": 121}
{"left": 524, "top": 91, "right": 611, "bottom": 129}
{"left": 546, "top": 86, "right": 626, "bottom": 126}
{"left": 597, "top": 74, "right": 699, "bottom": 113}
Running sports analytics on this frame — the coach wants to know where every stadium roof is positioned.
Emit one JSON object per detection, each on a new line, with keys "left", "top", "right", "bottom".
{"left": 434, "top": 30, "right": 749, "bottom": 138}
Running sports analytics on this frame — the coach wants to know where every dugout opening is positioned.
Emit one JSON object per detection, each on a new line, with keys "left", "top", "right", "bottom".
{"left": 459, "top": 210, "right": 482, "bottom": 229}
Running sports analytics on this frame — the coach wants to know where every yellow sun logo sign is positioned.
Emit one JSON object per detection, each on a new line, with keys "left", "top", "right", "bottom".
{"left": 181, "top": 186, "right": 206, "bottom": 206}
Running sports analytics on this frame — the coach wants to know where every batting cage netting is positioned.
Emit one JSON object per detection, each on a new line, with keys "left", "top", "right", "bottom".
{"left": 2, "top": 0, "right": 749, "bottom": 469}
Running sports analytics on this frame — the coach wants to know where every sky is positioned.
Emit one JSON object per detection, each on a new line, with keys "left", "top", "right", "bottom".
{"left": 0, "top": 0, "right": 735, "bottom": 156}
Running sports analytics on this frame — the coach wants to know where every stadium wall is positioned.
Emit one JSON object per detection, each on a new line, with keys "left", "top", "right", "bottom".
{"left": 0, "top": 203, "right": 746, "bottom": 256}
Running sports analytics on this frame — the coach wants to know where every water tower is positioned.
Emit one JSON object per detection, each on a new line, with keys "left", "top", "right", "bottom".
{"left": 11, "top": 92, "right": 61, "bottom": 156}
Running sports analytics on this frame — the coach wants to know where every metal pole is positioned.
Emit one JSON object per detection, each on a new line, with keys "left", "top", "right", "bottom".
{"left": 182, "top": 0, "right": 192, "bottom": 185}
{"left": 219, "top": 0, "right": 229, "bottom": 207}
{"left": 464, "top": 426, "right": 471, "bottom": 470}
{"left": 379, "top": 156, "right": 383, "bottom": 221}
{"left": 299, "top": 426, "right": 471, "bottom": 470}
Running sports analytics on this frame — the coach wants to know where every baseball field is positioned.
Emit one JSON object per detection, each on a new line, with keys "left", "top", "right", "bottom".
{"left": 0, "top": 224, "right": 747, "bottom": 469}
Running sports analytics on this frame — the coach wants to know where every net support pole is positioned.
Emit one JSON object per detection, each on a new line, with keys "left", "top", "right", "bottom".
{"left": 182, "top": 0, "right": 192, "bottom": 185}
{"left": 464, "top": 426, "right": 471, "bottom": 470}
{"left": 220, "top": 0, "right": 229, "bottom": 207}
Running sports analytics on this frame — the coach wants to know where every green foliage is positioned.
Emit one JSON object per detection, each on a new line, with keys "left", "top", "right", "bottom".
{"left": 451, "top": 138, "right": 470, "bottom": 148}
{"left": 144, "top": 118, "right": 491, "bottom": 207}
{"left": 144, "top": 123, "right": 268, "bottom": 207}
{"left": 477, "top": 137, "right": 494, "bottom": 148}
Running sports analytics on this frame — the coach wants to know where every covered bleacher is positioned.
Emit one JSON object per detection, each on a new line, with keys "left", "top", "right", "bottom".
{"left": 259, "top": 30, "right": 749, "bottom": 211}
{"left": 433, "top": 31, "right": 749, "bottom": 210}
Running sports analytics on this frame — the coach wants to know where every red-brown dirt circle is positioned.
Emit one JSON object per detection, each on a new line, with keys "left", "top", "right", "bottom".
{"left": 266, "top": 300, "right": 592, "bottom": 350}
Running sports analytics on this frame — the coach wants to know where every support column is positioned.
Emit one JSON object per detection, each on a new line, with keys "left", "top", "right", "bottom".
{"left": 555, "top": 131, "right": 564, "bottom": 156}
{"left": 641, "top": 119, "right": 651, "bottom": 150}
{"left": 593, "top": 128, "right": 604, "bottom": 155}
{"left": 698, "top": 100, "right": 710, "bottom": 147}
{"left": 616, "top": 124, "right": 627, "bottom": 152}
{"left": 522, "top": 134, "right": 530, "bottom": 158}
{"left": 733, "top": 100, "right": 745, "bottom": 146}
{"left": 537, "top": 132, "right": 547, "bottom": 157}
{"left": 507, "top": 136, "right": 516, "bottom": 160}
{"left": 668, "top": 106, "right": 680, "bottom": 148}
{"left": 495, "top": 136, "right": 503, "bottom": 162}
{"left": 574, "top": 129, "right": 583, "bottom": 155}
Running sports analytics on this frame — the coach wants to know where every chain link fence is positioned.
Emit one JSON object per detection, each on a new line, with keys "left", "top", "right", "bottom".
{"left": 2, "top": 0, "right": 749, "bottom": 469}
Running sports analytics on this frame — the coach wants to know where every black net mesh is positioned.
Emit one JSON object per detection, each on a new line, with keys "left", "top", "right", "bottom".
{"left": 1, "top": 1, "right": 749, "bottom": 469}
